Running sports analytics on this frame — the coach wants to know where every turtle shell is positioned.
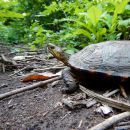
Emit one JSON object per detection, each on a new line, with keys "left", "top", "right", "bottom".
{"left": 69, "top": 41, "right": 130, "bottom": 78}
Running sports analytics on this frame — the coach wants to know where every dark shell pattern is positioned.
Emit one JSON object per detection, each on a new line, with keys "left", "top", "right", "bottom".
{"left": 69, "top": 41, "right": 130, "bottom": 77}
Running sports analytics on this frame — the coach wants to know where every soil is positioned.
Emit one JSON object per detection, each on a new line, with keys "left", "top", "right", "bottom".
{"left": 0, "top": 44, "right": 129, "bottom": 130}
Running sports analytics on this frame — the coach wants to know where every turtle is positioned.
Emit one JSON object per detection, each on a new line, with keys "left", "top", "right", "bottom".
{"left": 47, "top": 41, "right": 130, "bottom": 97}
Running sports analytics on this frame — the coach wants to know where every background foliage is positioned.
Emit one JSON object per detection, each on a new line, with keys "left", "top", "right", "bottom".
{"left": 0, "top": 0, "right": 130, "bottom": 52}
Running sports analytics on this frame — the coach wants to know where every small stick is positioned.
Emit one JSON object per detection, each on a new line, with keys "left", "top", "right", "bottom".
{"left": 1, "top": 54, "right": 17, "bottom": 66}
{"left": 42, "top": 111, "right": 49, "bottom": 117}
{"left": 80, "top": 85, "right": 130, "bottom": 111}
{"left": 62, "top": 89, "right": 119, "bottom": 109}
{"left": 34, "top": 66, "right": 66, "bottom": 72}
{"left": 10, "top": 64, "right": 30, "bottom": 77}
{"left": 120, "top": 85, "right": 127, "bottom": 98}
{"left": 2, "top": 63, "right": 5, "bottom": 72}
{"left": 86, "top": 89, "right": 119, "bottom": 108}
{"left": 61, "top": 112, "right": 71, "bottom": 121}
{"left": 0, "top": 76, "right": 61, "bottom": 100}
{"left": 118, "top": 121, "right": 130, "bottom": 126}
{"left": 104, "top": 89, "right": 119, "bottom": 97}
{"left": 88, "top": 112, "right": 130, "bottom": 130}
{"left": 78, "top": 119, "right": 83, "bottom": 128}
{"left": 115, "top": 125, "right": 130, "bottom": 130}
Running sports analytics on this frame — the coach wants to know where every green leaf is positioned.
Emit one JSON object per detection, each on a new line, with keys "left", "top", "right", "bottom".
{"left": 42, "top": 2, "right": 58, "bottom": 16}
{"left": 0, "top": 10, "right": 24, "bottom": 18}
{"left": 114, "top": 0, "right": 129, "bottom": 14}
{"left": 110, "top": 0, "right": 129, "bottom": 32}
{"left": 96, "top": 28, "right": 106, "bottom": 42}
{"left": 125, "top": 5, "right": 130, "bottom": 14}
{"left": 87, "top": 6, "right": 102, "bottom": 26}
{"left": 118, "top": 18, "right": 130, "bottom": 27}
{"left": 74, "top": 29, "right": 92, "bottom": 40}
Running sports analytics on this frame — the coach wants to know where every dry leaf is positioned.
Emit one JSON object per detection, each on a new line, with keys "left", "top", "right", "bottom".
{"left": 21, "top": 72, "right": 59, "bottom": 82}
{"left": 22, "top": 74, "right": 50, "bottom": 82}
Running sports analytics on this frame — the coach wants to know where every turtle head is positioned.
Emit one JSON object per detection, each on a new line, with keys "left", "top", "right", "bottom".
{"left": 47, "top": 43, "right": 69, "bottom": 66}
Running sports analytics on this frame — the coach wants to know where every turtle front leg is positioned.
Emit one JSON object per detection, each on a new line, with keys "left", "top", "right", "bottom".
{"left": 62, "top": 68, "right": 79, "bottom": 93}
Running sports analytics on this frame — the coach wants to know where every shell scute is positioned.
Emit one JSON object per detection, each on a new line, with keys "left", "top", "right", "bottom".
{"left": 69, "top": 41, "right": 130, "bottom": 77}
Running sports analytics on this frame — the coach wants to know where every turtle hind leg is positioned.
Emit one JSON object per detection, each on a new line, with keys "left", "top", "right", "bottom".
{"left": 62, "top": 68, "right": 79, "bottom": 94}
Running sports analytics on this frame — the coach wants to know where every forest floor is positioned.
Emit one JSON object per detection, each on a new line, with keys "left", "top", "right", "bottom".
{"left": 0, "top": 44, "right": 130, "bottom": 130}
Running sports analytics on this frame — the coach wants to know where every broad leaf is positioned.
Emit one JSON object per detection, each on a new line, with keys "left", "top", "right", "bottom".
{"left": 0, "top": 10, "right": 24, "bottom": 18}
{"left": 74, "top": 29, "right": 91, "bottom": 40}
{"left": 87, "top": 6, "right": 102, "bottom": 26}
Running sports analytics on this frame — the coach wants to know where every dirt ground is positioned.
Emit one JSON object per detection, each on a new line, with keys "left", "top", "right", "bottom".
{"left": 0, "top": 44, "right": 129, "bottom": 130}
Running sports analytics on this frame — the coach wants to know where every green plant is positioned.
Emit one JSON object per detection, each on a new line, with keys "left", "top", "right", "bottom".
{"left": 38, "top": 0, "right": 129, "bottom": 51}
{"left": 64, "top": 0, "right": 129, "bottom": 42}
{"left": 0, "top": 0, "right": 129, "bottom": 51}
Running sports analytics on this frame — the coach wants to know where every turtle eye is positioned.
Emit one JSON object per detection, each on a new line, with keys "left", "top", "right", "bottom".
{"left": 50, "top": 45, "right": 55, "bottom": 50}
{"left": 48, "top": 43, "right": 56, "bottom": 50}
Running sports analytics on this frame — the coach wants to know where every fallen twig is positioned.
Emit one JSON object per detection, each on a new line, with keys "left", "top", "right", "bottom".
{"left": 86, "top": 89, "right": 119, "bottom": 108}
{"left": 80, "top": 85, "right": 130, "bottom": 111}
{"left": 0, "top": 54, "right": 17, "bottom": 66}
{"left": 118, "top": 121, "right": 130, "bottom": 126}
{"left": 0, "top": 76, "right": 62, "bottom": 100}
{"left": 62, "top": 89, "right": 119, "bottom": 109}
{"left": 120, "top": 85, "right": 127, "bottom": 98}
{"left": 62, "top": 98, "right": 86, "bottom": 109}
{"left": 61, "top": 111, "right": 71, "bottom": 121}
{"left": 115, "top": 125, "right": 130, "bottom": 130}
{"left": 2, "top": 63, "right": 5, "bottom": 72}
{"left": 33, "top": 66, "right": 65, "bottom": 72}
{"left": 103, "top": 89, "right": 119, "bottom": 97}
{"left": 0, "top": 54, "right": 17, "bottom": 72}
{"left": 78, "top": 119, "right": 83, "bottom": 128}
{"left": 10, "top": 64, "right": 31, "bottom": 77}
{"left": 88, "top": 112, "right": 130, "bottom": 130}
